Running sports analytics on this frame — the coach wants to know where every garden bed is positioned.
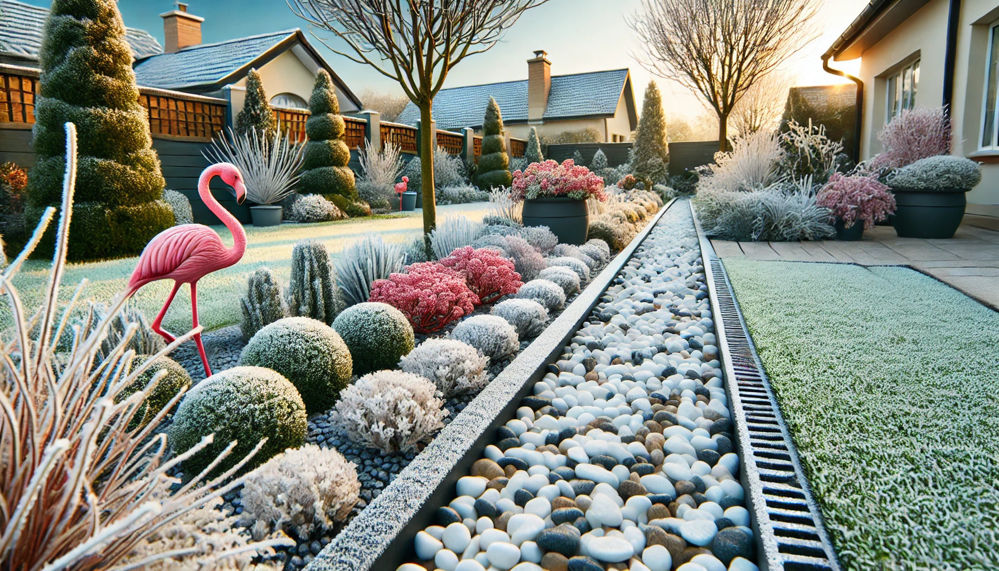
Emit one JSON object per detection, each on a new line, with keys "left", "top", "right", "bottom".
{"left": 723, "top": 259, "right": 999, "bottom": 569}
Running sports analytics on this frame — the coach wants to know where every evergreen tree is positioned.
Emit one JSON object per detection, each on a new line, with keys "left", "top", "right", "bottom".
{"left": 300, "top": 70, "right": 357, "bottom": 202}
{"left": 28, "top": 0, "right": 171, "bottom": 261}
{"left": 475, "top": 97, "right": 511, "bottom": 189}
{"left": 632, "top": 81, "right": 670, "bottom": 187}
{"left": 572, "top": 149, "right": 586, "bottom": 167}
{"left": 236, "top": 69, "right": 276, "bottom": 138}
{"left": 591, "top": 148, "right": 608, "bottom": 171}
{"left": 525, "top": 126, "right": 543, "bottom": 164}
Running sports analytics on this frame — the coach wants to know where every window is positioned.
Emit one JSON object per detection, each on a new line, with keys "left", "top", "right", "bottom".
{"left": 885, "top": 59, "right": 919, "bottom": 122}
{"left": 270, "top": 92, "right": 308, "bottom": 109}
{"left": 982, "top": 23, "right": 999, "bottom": 150}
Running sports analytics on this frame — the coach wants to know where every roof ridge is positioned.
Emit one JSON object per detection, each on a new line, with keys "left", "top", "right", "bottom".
{"left": 435, "top": 67, "right": 628, "bottom": 93}
{"left": 170, "top": 29, "right": 299, "bottom": 54}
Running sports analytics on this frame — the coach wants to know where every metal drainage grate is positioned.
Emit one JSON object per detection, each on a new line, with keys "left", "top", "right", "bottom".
{"left": 690, "top": 204, "right": 840, "bottom": 571}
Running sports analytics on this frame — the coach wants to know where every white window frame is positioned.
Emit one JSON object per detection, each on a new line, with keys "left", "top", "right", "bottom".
{"left": 980, "top": 21, "right": 999, "bottom": 151}
{"left": 885, "top": 58, "right": 920, "bottom": 123}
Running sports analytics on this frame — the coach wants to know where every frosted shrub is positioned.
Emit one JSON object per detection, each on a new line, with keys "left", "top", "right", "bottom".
{"left": 547, "top": 256, "right": 590, "bottom": 283}
{"left": 402, "top": 235, "right": 429, "bottom": 264}
{"left": 706, "top": 129, "right": 783, "bottom": 192}
{"left": 553, "top": 243, "right": 598, "bottom": 270}
{"left": 482, "top": 214, "right": 521, "bottom": 228}
{"left": 579, "top": 241, "right": 609, "bottom": 264}
{"left": 289, "top": 193, "right": 345, "bottom": 223}
{"left": 518, "top": 225, "right": 558, "bottom": 254}
{"left": 451, "top": 315, "right": 520, "bottom": 360}
{"left": 587, "top": 218, "right": 633, "bottom": 251}
{"left": 537, "top": 266, "right": 581, "bottom": 296}
{"left": 591, "top": 149, "right": 609, "bottom": 171}
{"left": 873, "top": 106, "right": 951, "bottom": 170}
{"left": 333, "top": 302, "right": 415, "bottom": 375}
{"left": 358, "top": 139, "right": 402, "bottom": 191}
{"left": 440, "top": 246, "right": 523, "bottom": 304}
{"left": 163, "top": 189, "right": 193, "bottom": 225}
{"left": 888, "top": 155, "right": 982, "bottom": 192}
{"left": 288, "top": 240, "right": 341, "bottom": 324}
{"left": 241, "top": 267, "right": 286, "bottom": 340}
{"left": 333, "top": 371, "right": 447, "bottom": 453}
{"left": 240, "top": 317, "right": 353, "bottom": 414}
{"left": 471, "top": 233, "right": 513, "bottom": 255}
{"left": 438, "top": 184, "right": 490, "bottom": 204}
{"left": 399, "top": 339, "right": 489, "bottom": 396}
{"left": 170, "top": 366, "right": 307, "bottom": 476}
{"left": 72, "top": 301, "right": 165, "bottom": 359}
{"left": 122, "top": 356, "right": 192, "bottom": 430}
{"left": 515, "top": 279, "right": 567, "bottom": 313}
{"left": 696, "top": 185, "right": 836, "bottom": 241}
{"left": 239, "top": 444, "right": 360, "bottom": 540}
{"left": 488, "top": 186, "right": 522, "bottom": 222}
{"left": 584, "top": 238, "right": 610, "bottom": 260}
{"left": 430, "top": 216, "right": 484, "bottom": 259}
{"left": 779, "top": 119, "right": 844, "bottom": 184}
{"left": 335, "top": 235, "right": 404, "bottom": 306}
{"left": 403, "top": 147, "right": 468, "bottom": 190}
{"left": 817, "top": 174, "right": 896, "bottom": 230}
{"left": 491, "top": 298, "right": 549, "bottom": 338}
{"left": 502, "top": 234, "right": 547, "bottom": 281}
{"left": 369, "top": 263, "right": 478, "bottom": 333}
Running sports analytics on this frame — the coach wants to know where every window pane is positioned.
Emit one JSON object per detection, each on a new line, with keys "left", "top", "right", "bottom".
{"left": 902, "top": 66, "right": 912, "bottom": 110}
{"left": 984, "top": 27, "right": 999, "bottom": 148}
{"left": 911, "top": 61, "right": 920, "bottom": 106}
{"left": 887, "top": 75, "right": 898, "bottom": 121}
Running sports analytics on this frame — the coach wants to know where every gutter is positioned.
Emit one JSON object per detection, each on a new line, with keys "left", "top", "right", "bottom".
{"left": 821, "top": 55, "right": 865, "bottom": 164}
{"left": 942, "top": 0, "right": 961, "bottom": 113}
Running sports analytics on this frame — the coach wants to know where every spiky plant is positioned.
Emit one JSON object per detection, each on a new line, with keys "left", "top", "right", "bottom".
{"left": 204, "top": 127, "right": 304, "bottom": 205}
{"left": 241, "top": 267, "right": 287, "bottom": 340}
{"left": 1, "top": 124, "right": 290, "bottom": 570}
{"left": 429, "top": 217, "right": 484, "bottom": 259}
{"left": 334, "top": 235, "right": 404, "bottom": 307}
{"left": 287, "top": 240, "right": 342, "bottom": 324}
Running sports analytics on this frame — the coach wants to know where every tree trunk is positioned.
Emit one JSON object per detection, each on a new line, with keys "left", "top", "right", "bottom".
{"left": 419, "top": 102, "right": 437, "bottom": 252}
{"left": 717, "top": 112, "right": 729, "bottom": 152}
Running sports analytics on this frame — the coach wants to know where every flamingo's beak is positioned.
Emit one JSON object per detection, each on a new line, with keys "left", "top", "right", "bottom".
{"left": 235, "top": 181, "right": 247, "bottom": 204}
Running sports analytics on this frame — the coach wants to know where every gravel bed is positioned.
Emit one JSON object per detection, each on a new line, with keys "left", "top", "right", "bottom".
{"left": 397, "top": 205, "right": 757, "bottom": 571}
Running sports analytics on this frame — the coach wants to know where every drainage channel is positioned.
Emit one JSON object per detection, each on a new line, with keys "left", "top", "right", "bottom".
{"left": 689, "top": 203, "right": 841, "bottom": 571}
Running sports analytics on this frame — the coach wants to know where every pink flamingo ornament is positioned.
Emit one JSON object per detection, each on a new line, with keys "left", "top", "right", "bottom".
{"left": 127, "top": 163, "right": 247, "bottom": 377}
{"left": 395, "top": 176, "right": 409, "bottom": 210}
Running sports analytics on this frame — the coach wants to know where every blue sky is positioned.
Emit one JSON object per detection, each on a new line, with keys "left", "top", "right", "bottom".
{"left": 23, "top": 0, "right": 868, "bottom": 117}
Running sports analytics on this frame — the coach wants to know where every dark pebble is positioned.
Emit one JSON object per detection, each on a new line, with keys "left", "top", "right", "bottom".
{"left": 522, "top": 396, "right": 551, "bottom": 410}
{"left": 716, "top": 435, "right": 733, "bottom": 455}
{"left": 631, "top": 462, "right": 655, "bottom": 476}
{"left": 712, "top": 527, "right": 754, "bottom": 565}
{"left": 554, "top": 467, "right": 575, "bottom": 480}
{"left": 710, "top": 418, "right": 732, "bottom": 436}
{"left": 715, "top": 517, "right": 735, "bottom": 529}
{"left": 435, "top": 506, "right": 461, "bottom": 525}
{"left": 536, "top": 524, "right": 581, "bottom": 557}
{"left": 474, "top": 498, "right": 498, "bottom": 519}
{"left": 567, "top": 555, "right": 603, "bottom": 571}
{"left": 557, "top": 428, "right": 576, "bottom": 442}
{"left": 589, "top": 454, "right": 617, "bottom": 470}
{"left": 551, "top": 507, "right": 584, "bottom": 525}
{"left": 498, "top": 457, "right": 529, "bottom": 471}
{"left": 697, "top": 449, "right": 721, "bottom": 466}
{"left": 514, "top": 488, "right": 534, "bottom": 507}
{"left": 496, "top": 426, "right": 517, "bottom": 440}
{"left": 497, "top": 438, "right": 520, "bottom": 451}
{"left": 618, "top": 480, "right": 646, "bottom": 498}
{"left": 570, "top": 479, "right": 595, "bottom": 496}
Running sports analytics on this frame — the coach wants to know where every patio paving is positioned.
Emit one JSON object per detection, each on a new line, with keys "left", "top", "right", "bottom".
{"left": 711, "top": 222, "right": 999, "bottom": 308}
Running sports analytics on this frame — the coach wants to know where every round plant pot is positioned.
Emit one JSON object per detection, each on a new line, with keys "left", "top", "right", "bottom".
{"left": 834, "top": 219, "right": 864, "bottom": 241}
{"left": 522, "top": 197, "right": 589, "bottom": 245}
{"left": 401, "top": 191, "right": 417, "bottom": 211}
{"left": 892, "top": 191, "right": 966, "bottom": 239}
{"left": 250, "top": 205, "right": 283, "bottom": 227}
{"left": 415, "top": 189, "right": 423, "bottom": 209}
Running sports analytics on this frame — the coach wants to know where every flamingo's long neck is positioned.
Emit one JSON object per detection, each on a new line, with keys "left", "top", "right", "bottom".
{"left": 199, "top": 165, "right": 246, "bottom": 266}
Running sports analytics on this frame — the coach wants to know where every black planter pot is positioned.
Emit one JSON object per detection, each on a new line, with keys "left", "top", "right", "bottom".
{"left": 834, "top": 219, "right": 864, "bottom": 241}
{"left": 892, "top": 191, "right": 966, "bottom": 239}
{"left": 401, "top": 191, "right": 417, "bottom": 211}
{"left": 179, "top": 188, "right": 251, "bottom": 225}
{"left": 522, "top": 197, "right": 588, "bottom": 245}
{"left": 250, "top": 205, "right": 283, "bottom": 227}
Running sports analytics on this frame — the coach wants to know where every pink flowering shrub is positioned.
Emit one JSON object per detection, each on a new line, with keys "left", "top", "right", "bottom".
{"left": 510, "top": 159, "right": 606, "bottom": 202}
{"left": 817, "top": 173, "right": 896, "bottom": 230}
{"left": 872, "top": 107, "right": 951, "bottom": 170}
{"left": 369, "top": 262, "right": 478, "bottom": 333}
{"left": 439, "top": 247, "right": 523, "bottom": 305}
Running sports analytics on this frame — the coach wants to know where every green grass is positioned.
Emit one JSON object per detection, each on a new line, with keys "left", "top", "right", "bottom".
{"left": 2, "top": 204, "right": 489, "bottom": 333}
{"left": 723, "top": 259, "right": 999, "bottom": 570}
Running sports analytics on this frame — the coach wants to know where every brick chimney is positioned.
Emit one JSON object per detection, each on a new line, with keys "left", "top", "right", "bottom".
{"left": 527, "top": 50, "right": 551, "bottom": 123}
{"left": 161, "top": 2, "right": 203, "bottom": 53}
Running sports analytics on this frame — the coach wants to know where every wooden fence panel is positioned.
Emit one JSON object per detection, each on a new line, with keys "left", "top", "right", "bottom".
{"left": 274, "top": 107, "right": 309, "bottom": 142}
{"left": 510, "top": 138, "right": 526, "bottom": 158}
{"left": 436, "top": 130, "right": 463, "bottom": 155}
{"left": 380, "top": 122, "right": 417, "bottom": 154}
{"left": 344, "top": 116, "right": 366, "bottom": 150}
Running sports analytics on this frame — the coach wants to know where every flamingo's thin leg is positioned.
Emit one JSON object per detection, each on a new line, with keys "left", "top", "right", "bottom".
{"left": 190, "top": 282, "right": 212, "bottom": 378}
{"left": 151, "top": 281, "right": 181, "bottom": 343}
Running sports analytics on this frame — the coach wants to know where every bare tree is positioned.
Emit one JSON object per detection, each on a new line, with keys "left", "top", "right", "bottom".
{"left": 731, "top": 72, "right": 792, "bottom": 136}
{"left": 629, "top": 0, "right": 818, "bottom": 151}
{"left": 668, "top": 112, "right": 718, "bottom": 142}
{"left": 289, "top": 0, "right": 548, "bottom": 243}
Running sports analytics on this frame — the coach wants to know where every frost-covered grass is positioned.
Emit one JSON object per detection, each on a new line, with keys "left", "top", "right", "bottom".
{"left": 1, "top": 204, "right": 489, "bottom": 333}
{"left": 724, "top": 259, "right": 999, "bottom": 570}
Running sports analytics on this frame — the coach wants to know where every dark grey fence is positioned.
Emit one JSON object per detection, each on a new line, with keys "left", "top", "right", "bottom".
{"left": 668, "top": 140, "right": 719, "bottom": 175}
{"left": 545, "top": 142, "right": 632, "bottom": 166}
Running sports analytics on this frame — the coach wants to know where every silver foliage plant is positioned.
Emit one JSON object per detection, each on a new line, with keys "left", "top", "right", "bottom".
{"left": 240, "top": 267, "right": 287, "bottom": 341}
{"left": 204, "top": 127, "right": 304, "bottom": 204}
{"left": 537, "top": 265, "right": 581, "bottom": 296}
{"left": 515, "top": 279, "right": 566, "bottom": 313}
{"left": 695, "top": 181, "right": 835, "bottom": 241}
{"left": 450, "top": 315, "right": 520, "bottom": 360}
{"left": 288, "top": 240, "right": 343, "bottom": 324}
{"left": 334, "top": 235, "right": 404, "bottom": 306}
{"left": 429, "top": 216, "right": 484, "bottom": 259}
{"left": 491, "top": 298, "right": 549, "bottom": 339}
{"left": 399, "top": 338, "right": 489, "bottom": 397}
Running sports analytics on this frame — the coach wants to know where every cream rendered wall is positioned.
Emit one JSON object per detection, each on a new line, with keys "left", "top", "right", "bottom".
{"left": 855, "top": 0, "right": 999, "bottom": 215}
{"left": 498, "top": 117, "right": 606, "bottom": 142}
{"left": 603, "top": 93, "right": 633, "bottom": 142}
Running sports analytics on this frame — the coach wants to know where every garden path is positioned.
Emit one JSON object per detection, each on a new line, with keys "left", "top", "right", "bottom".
{"left": 712, "top": 221, "right": 999, "bottom": 308}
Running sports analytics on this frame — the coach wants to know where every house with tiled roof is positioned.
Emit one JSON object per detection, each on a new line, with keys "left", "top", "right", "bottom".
{"left": 397, "top": 51, "right": 638, "bottom": 143}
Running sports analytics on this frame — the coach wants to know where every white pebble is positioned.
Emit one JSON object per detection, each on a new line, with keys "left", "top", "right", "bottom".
{"left": 441, "top": 522, "right": 471, "bottom": 553}
{"left": 486, "top": 541, "right": 521, "bottom": 570}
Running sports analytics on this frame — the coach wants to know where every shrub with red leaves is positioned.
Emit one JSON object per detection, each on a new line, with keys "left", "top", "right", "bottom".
{"left": 369, "top": 262, "right": 479, "bottom": 333}
{"left": 439, "top": 247, "right": 523, "bottom": 305}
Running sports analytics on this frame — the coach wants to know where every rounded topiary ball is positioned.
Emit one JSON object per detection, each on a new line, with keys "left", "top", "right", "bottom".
{"left": 240, "top": 317, "right": 352, "bottom": 414}
{"left": 121, "top": 355, "right": 192, "bottom": 429}
{"left": 333, "top": 302, "right": 415, "bottom": 375}
{"left": 169, "top": 366, "right": 307, "bottom": 477}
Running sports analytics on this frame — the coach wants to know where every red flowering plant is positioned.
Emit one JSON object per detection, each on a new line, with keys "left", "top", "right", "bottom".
{"left": 439, "top": 246, "right": 522, "bottom": 305}
{"left": 617, "top": 174, "right": 637, "bottom": 190}
{"left": 510, "top": 159, "right": 606, "bottom": 202}
{"left": 816, "top": 173, "right": 896, "bottom": 230}
{"left": 369, "top": 262, "right": 479, "bottom": 333}
{"left": 0, "top": 162, "right": 28, "bottom": 212}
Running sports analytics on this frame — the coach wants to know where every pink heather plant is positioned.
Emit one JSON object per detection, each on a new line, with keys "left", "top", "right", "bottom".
{"left": 440, "top": 246, "right": 523, "bottom": 305}
{"left": 369, "top": 262, "right": 478, "bottom": 333}
{"left": 872, "top": 106, "right": 952, "bottom": 170}
{"left": 817, "top": 173, "right": 896, "bottom": 230}
{"left": 511, "top": 159, "right": 606, "bottom": 202}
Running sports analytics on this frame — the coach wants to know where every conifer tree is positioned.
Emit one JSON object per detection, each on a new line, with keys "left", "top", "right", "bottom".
{"left": 475, "top": 97, "right": 512, "bottom": 189}
{"left": 632, "top": 81, "right": 670, "bottom": 187}
{"left": 236, "top": 69, "right": 276, "bottom": 138}
{"left": 300, "top": 70, "right": 356, "bottom": 200}
{"left": 591, "top": 148, "right": 608, "bottom": 171}
{"left": 28, "top": 0, "right": 171, "bottom": 260}
{"left": 572, "top": 149, "right": 586, "bottom": 167}
{"left": 525, "top": 126, "right": 543, "bottom": 164}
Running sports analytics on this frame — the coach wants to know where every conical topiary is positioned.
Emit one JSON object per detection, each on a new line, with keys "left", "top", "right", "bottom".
{"left": 475, "top": 97, "right": 512, "bottom": 189}
{"left": 632, "top": 81, "right": 669, "bottom": 187}
{"left": 236, "top": 69, "right": 276, "bottom": 138}
{"left": 525, "top": 126, "right": 543, "bottom": 164}
{"left": 572, "top": 149, "right": 586, "bottom": 167}
{"left": 301, "top": 70, "right": 357, "bottom": 201}
{"left": 27, "top": 0, "right": 172, "bottom": 261}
